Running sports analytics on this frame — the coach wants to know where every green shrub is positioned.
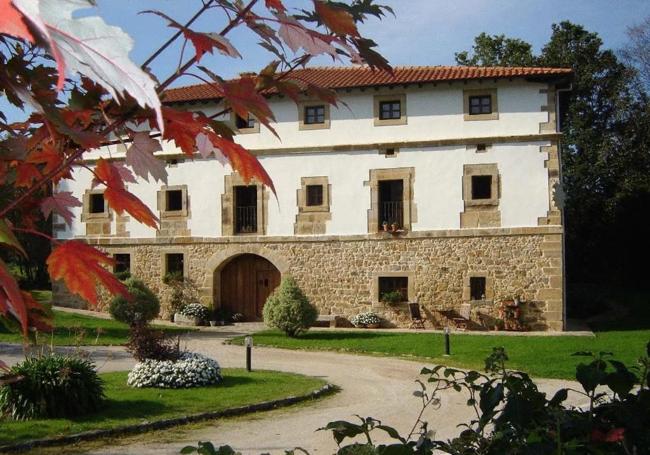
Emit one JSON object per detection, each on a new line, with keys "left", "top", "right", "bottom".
{"left": 0, "top": 355, "right": 104, "bottom": 420}
{"left": 262, "top": 276, "right": 317, "bottom": 337}
{"left": 109, "top": 278, "right": 160, "bottom": 325}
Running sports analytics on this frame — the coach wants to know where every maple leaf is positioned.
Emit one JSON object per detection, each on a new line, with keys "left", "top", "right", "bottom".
{"left": 126, "top": 132, "right": 168, "bottom": 184}
{"left": 145, "top": 10, "right": 241, "bottom": 62}
{"left": 0, "top": 0, "right": 35, "bottom": 43}
{"left": 278, "top": 18, "right": 339, "bottom": 58}
{"left": 195, "top": 132, "right": 228, "bottom": 164}
{"left": 265, "top": 0, "right": 286, "bottom": 12}
{"left": 40, "top": 191, "right": 82, "bottom": 226}
{"left": 0, "top": 258, "right": 28, "bottom": 334}
{"left": 95, "top": 159, "right": 159, "bottom": 229}
{"left": 220, "top": 77, "right": 278, "bottom": 137}
{"left": 161, "top": 107, "right": 206, "bottom": 156}
{"left": 13, "top": 0, "right": 163, "bottom": 130}
{"left": 47, "top": 241, "right": 129, "bottom": 306}
{"left": 209, "top": 135, "right": 276, "bottom": 194}
{"left": 313, "top": 0, "right": 359, "bottom": 36}
{"left": 0, "top": 219, "right": 26, "bottom": 256}
{"left": 26, "top": 143, "right": 63, "bottom": 175}
{"left": 15, "top": 163, "right": 41, "bottom": 188}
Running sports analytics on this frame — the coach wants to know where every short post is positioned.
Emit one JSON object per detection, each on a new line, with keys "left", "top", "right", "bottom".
{"left": 444, "top": 327, "right": 451, "bottom": 356}
{"left": 245, "top": 335, "right": 253, "bottom": 372}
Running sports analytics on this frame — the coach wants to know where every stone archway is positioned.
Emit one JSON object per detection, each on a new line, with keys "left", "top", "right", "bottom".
{"left": 219, "top": 254, "right": 280, "bottom": 321}
{"left": 205, "top": 245, "right": 289, "bottom": 321}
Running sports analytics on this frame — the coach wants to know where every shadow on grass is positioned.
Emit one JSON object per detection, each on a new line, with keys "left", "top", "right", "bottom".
{"left": 71, "top": 399, "right": 170, "bottom": 423}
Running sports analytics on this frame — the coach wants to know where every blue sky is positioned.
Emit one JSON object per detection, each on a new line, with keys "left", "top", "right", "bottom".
{"left": 3, "top": 0, "right": 650, "bottom": 121}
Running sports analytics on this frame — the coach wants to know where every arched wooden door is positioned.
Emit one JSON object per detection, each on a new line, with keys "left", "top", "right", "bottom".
{"left": 219, "top": 254, "right": 281, "bottom": 321}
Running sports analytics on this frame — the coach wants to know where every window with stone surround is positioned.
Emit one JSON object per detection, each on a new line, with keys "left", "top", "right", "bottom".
{"left": 298, "top": 101, "right": 330, "bottom": 130}
{"left": 366, "top": 167, "right": 415, "bottom": 233}
{"left": 295, "top": 176, "right": 331, "bottom": 235}
{"left": 166, "top": 189, "right": 183, "bottom": 212}
{"left": 165, "top": 253, "right": 184, "bottom": 278}
{"left": 234, "top": 114, "right": 259, "bottom": 134}
{"left": 470, "top": 276, "right": 486, "bottom": 300}
{"left": 83, "top": 189, "right": 109, "bottom": 219}
{"left": 463, "top": 88, "right": 498, "bottom": 121}
{"left": 114, "top": 253, "right": 130, "bottom": 274}
{"left": 234, "top": 185, "right": 258, "bottom": 234}
{"left": 222, "top": 173, "right": 268, "bottom": 236}
{"left": 461, "top": 164, "right": 501, "bottom": 228}
{"left": 89, "top": 193, "right": 105, "bottom": 214}
{"left": 373, "top": 94, "right": 407, "bottom": 126}
{"left": 306, "top": 184, "right": 323, "bottom": 207}
{"left": 157, "top": 185, "right": 188, "bottom": 217}
{"left": 379, "top": 276, "right": 408, "bottom": 302}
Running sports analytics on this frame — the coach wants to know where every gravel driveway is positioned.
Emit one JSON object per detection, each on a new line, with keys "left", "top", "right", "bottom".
{"left": 1, "top": 333, "right": 586, "bottom": 455}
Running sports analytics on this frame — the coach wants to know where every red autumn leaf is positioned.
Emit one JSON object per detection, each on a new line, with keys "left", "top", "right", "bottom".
{"left": 47, "top": 241, "right": 129, "bottom": 306}
{"left": 313, "top": 0, "right": 359, "bottom": 36}
{"left": 95, "top": 159, "right": 159, "bottom": 229}
{"left": 20, "top": 291, "right": 52, "bottom": 333}
{"left": 27, "top": 143, "right": 64, "bottom": 176}
{"left": 265, "top": 0, "right": 286, "bottom": 12}
{"left": 15, "top": 163, "right": 41, "bottom": 188}
{"left": 145, "top": 11, "right": 240, "bottom": 61}
{"left": 220, "top": 77, "right": 278, "bottom": 137}
{"left": 0, "top": 0, "right": 35, "bottom": 43}
{"left": 0, "top": 258, "right": 28, "bottom": 334}
{"left": 161, "top": 107, "right": 206, "bottom": 156}
{"left": 40, "top": 191, "right": 82, "bottom": 226}
{"left": 209, "top": 134, "right": 276, "bottom": 194}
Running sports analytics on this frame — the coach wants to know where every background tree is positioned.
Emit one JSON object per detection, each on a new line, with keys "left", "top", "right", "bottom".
{"left": 0, "top": 0, "right": 393, "bottom": 338}
{"left": 454, "top": 32, "right": 535, "bottom": 67}
{"left": 621, "top": 16, "right": 650, "bottom": 89}
{"left": 456, "top": 22, "right": 650, "bottom": 317}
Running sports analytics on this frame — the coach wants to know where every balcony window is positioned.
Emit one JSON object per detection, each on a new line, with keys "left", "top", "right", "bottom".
{"left": 235, "top": 185, "right": 258, "bottom": 234}
{"left": 89, "top": 193, "right": 105, "bottom": 214}
{"left": 378, "top": 179, "right": 404, "bottom": 229}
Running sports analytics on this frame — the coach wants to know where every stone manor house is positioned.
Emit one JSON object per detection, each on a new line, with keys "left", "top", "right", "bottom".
{"left": 54, "top": 66, "right": 572, "bottom": 331}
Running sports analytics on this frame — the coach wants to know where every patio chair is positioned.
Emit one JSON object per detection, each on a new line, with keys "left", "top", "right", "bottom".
{"left": 408, "top": 302, "right": 426, "bottom": 329}
{"left": 435, "top": 308, "right": 470, "bottom": 331}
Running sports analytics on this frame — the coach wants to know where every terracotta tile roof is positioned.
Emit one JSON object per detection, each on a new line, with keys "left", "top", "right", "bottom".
{"left": 163, "top": 65, "right": 572, "bottom": 103}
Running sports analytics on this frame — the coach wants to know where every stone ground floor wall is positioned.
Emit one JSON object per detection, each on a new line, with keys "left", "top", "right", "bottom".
{"left": 53, "top": 226, "right": 564, "bottom": 331}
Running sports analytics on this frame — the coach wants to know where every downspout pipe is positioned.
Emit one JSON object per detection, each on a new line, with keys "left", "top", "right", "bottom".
{"left": 555, "top": 83, "right": 572, "bottom": 330}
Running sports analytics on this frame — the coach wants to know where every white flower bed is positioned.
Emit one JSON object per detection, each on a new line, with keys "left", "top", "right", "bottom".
{"left": 351, "top": 312, "right": 381, "bottom": 326}
{"left": 127, "top": 352, "right": 222, "bottom": 388}
{"left": 179, "top": 303, "right": 210, "bottom": 320}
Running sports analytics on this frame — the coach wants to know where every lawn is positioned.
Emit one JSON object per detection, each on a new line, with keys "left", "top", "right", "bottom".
{"left": 0, "top": 310, "right": 195, "bottom": 346}
{"left": 231, "top": 329, "right": 650, "bottom": 380}
{"left": 0, "top": 368, "right": 326, "bottom": 446}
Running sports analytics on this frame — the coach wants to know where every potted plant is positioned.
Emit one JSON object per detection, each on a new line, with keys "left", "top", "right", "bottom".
{"left": 381, "top": 290, "right": 404, "bottom": 306}
{"left": 493, "top": 318, "right": 504, "bottom": 331}
{"left": 382, "top": 221, "right": 389, "bottom": 232}
{"left": 175, "top": 303, "right": 210, "bottom": 326}
{"left": 350, "top": 312, "right": 381, "bottom": 328}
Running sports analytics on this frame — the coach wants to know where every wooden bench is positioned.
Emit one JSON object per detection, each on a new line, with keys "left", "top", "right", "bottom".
{"left": 315, "top": 314, "right": 340, "bottom": 328}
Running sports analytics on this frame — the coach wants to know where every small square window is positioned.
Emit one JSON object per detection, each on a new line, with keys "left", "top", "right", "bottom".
{"left": 378, "top": 276, "right": 408, "bottom": 302}
{"left": 304, "top": 105, "right": 325, "bottom": 125}
{"left": 471, "top": 175, "right": 492, "bottom": 200}
{"left": 167, "top": 158, "right": 179, "bottom": 167}
{"left": 166, "top": 253, "right": 184, "bottom": 277}
{"left": 470, "top": 277, "right": 486, "bottom": 300}
{"left": 306, "top": 185, "right": 323, "bottom": 207}
{"left": 236, "top": 115, "right": 256, "bottom": 129}
{"left": 476, "top": 143, "right": 487, "bottom": 152}
{"left": 114, "top": 254, "right": 130, "bottom": 274}
{"left": 379, "top": 100, "right": 401, "bottom": 120}
{"left": 166, "top": 190, "right": 183, "bottom": 212}
{"left": 89, "top": 193, "right": 105, "bottom": 214}
{"left": 469, "top": 95, "right": 492, "bottom": 115}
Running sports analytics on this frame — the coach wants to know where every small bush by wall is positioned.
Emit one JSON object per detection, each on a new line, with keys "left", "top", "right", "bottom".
{"left": 109, "top": 278, "right": 160, "bottom": 325}
{"left": 263, "top": 276, "right": 317, "bottom": 337}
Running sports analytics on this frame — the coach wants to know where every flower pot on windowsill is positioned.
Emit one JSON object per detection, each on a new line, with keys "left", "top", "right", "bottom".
{"left": 174, "top": 313, "right": 202, "bottom": 326}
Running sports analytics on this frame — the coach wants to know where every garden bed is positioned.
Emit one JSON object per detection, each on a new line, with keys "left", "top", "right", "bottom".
{"left": 0, "top": 368, "right": 328, "bottom": 447}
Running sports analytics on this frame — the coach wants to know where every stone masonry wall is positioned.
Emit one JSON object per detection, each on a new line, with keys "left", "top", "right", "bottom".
{"left": 54, "top": 227, "right": 564, "bottom": 331}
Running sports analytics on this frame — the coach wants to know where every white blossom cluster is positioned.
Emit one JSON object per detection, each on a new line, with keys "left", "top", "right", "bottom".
{"left": 127, "top": 352, "right": 222, "bottom": 388}
{"left": 179, "top": 303, "right": 210, "bottom": 320}
{"left": 350, "top": 312, "right": 381, "bottom": 326}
